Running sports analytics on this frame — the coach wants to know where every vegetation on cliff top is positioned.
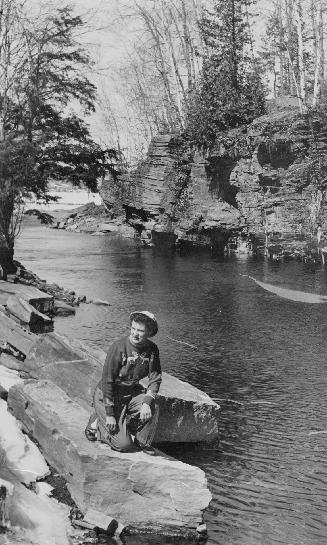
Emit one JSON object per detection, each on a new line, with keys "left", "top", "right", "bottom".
{"left": 99, "top": 0, "right": 327, "bottom": 159}
{"left": 185, "top": 0, "right": 266, "bottom": 146}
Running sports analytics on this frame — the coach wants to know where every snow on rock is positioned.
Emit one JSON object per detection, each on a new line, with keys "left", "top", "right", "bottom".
{"left": 9, "top": 477, "right": 71, "bottom": 545}
{"left": 35, "top": 482, "right": 54, "bottom": 497}
{"left": 0, "top": 367, "right": 23, "bottom": 392}
{"left": 0, "top": 400, "right": 49, "bottom": 484}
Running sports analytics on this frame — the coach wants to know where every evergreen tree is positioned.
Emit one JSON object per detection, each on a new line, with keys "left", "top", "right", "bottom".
{"left": 186, "top": 0, "right": 266, "bottom": 147}
{"left": 0, "top": 4, "right": 116, "bottom": 276}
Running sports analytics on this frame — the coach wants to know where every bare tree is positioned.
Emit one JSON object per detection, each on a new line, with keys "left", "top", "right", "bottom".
{"left": 100, "top": 0, "right": 203, "bottom": 152}
{"left": 312, "top": 0, "right": 325, "bottom": 106}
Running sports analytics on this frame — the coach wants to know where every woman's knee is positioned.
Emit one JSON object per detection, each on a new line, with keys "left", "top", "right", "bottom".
{"left": 108, "top": 431, "right": 135, "bottom": 452}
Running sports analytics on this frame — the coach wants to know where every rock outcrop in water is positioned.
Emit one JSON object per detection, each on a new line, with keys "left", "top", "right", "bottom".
{"left": 100, "top": 105, "right": 327, "bottom": 255}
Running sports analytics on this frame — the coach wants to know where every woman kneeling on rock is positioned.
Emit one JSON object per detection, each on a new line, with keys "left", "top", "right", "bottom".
{"left": 85, "top": 311, "right": 161, "bottom": 455}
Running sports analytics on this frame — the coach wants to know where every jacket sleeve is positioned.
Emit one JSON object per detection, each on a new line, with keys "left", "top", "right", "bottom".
{"left": 102, "top": 342, "right": 120, "bottom": 417}
{"left": 143, "top": 345, "right": 162, "bottom": 407}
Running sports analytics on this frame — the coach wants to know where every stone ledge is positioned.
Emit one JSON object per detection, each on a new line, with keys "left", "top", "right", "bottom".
{"left": 7, "top": 380, "right": 211, "bottom": 535}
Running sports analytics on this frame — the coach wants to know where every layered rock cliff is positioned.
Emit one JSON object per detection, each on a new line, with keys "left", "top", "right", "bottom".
{"left": 100, "top": 107, "right": 327, "bottom": 254}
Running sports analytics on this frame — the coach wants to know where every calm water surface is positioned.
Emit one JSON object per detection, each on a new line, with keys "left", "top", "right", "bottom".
{"left": 15, "top": 222, "right": 327, "bottom": 545}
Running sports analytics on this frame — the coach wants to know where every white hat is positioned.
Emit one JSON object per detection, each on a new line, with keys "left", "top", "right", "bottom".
{"left": 130, "top": 311, "right": 158, "bottom": 337}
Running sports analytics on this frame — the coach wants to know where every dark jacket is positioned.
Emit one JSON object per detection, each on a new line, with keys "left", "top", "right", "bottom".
{"left": 102, "top": 336, "right": 162, "bottom": 416}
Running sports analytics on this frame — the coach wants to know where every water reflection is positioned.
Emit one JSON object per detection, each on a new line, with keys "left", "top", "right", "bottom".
{"left": 15, "top": 224, "right": 327, "bottom": 545}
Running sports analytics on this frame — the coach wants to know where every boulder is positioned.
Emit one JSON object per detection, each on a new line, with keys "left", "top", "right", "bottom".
{"left": 0, "top": 352, "right": 28, "bottom": 373}
{"left": 91, "top": 298, "right": 111, "bottom": 306}
{"left": 53, "top": 299, "right": 76, "bottom": 316}
{"left": 0, "top": 311, "right": 37, "bottom": 357}
{"left": 6, "top": 295, "right": 54, "bottom": 333}
{"left": 99, "top": 222, "right": 119, "bottom": 232}
{"left": 23, "top": 332, "right": 220, "bottom": 443}
{"left": 142, "top": 374, "right": 220, "bottom": 444}
{"left": 0, "top": 281, "right": 53, "bottom": 314}
{"left": 8, "top": 380, "right": 211, "bottom": 536}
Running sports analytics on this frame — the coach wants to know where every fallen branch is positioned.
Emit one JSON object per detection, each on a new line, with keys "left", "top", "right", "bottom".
{"left": 165, "top": 336, "right": 198, "bottom": 349}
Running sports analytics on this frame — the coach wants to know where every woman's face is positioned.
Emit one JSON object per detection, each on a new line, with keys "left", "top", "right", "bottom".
{"left": 129, "top": 320, "right": 149, "bottom": 346}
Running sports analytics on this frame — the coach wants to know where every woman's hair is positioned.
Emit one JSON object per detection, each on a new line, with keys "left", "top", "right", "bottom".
{"left": 130, "top": 313, "right": 155, "bottom": 336}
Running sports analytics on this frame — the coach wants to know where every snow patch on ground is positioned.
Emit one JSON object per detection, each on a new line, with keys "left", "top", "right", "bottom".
{"left": 0, "top": 367, "right": 23, "bottom": 391}
{"left": 0, "top": 400, "right": 49, "bottom": 484}
{"left": 9, "top": 481, "right": 71, "bottom": 545}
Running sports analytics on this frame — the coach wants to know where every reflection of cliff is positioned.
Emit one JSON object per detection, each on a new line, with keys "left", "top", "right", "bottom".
{"left": 100, "top": 109, "right": 327, "bottom": 251}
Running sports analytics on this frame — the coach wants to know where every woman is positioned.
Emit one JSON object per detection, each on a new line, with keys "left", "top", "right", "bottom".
{"left": 85, "top": 311, "right": 161, "bottom": 454}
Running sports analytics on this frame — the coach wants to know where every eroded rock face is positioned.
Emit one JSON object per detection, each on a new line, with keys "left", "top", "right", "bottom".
{"left": 100, "top": 109, "right": 327, "bottom": 250}
{"left": 7, "top": 380, "right": 211, "bottom": 534}
{"left": 100, "top": 135, "right": 240, "bottom": 249}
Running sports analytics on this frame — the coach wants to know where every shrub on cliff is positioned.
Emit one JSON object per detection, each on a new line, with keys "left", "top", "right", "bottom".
{"left": 186, "top": 0, "right": 266, "bottom": 148}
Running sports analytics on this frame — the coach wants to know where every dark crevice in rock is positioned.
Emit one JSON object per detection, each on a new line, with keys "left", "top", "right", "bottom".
{"left": 205, "top": 157, "right": 239, "bottom": 207}
{"left": 124, "top": 205, "right": 149, "bottom": 223}
{"left": 258, "top": 174, "right": 282, "bottom": 193}
{"left": 257, "top": 140, "right": 295, "bottom": 169}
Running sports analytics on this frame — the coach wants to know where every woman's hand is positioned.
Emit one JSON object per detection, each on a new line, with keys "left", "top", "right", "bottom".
{"left": 140, "top": 403, "right": 152, "bottom": 423}
{"left": 105, "top": 416, "right": 117, "bottom": 432}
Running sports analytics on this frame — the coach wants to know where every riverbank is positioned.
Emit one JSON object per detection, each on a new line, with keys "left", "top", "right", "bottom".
{"left": 0, "top": 271, "right": 218, "bottom": 544}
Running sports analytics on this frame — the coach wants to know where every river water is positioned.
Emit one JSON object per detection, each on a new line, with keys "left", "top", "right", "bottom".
{"left": 15, "top": 221, "right": 327, "bottom": 545}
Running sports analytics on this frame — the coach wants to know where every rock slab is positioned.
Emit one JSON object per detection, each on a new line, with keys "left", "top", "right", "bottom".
{"left": 23, "top": 332, "right": 220, "bottom": 443}
{"left": 6, "top": 295, "right": 53, "bottom": 333}
{"left": 0, "top": 311, "right": 37, "bottom": 356}
{"left": 0, "top": 281, "right": 53, "bottom": 314}
{"left": 8, "top": 380, "right": 211, "bottom": 534}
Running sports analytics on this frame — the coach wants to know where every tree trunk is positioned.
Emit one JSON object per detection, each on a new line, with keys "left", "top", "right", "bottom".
{"left": 285, "top": 0, "right": 296, "bottom": 95}
{"left": 231, "top": 0, "right": 238, "bottom": 90}
{"left": 319, "top": 2, "right": 325, "bottom": 95}
{"left": 0, "top": 192, "right": 15, "bottom": 278}
{"left": 277, "top": 1, "right": 285, "bottom": 95}
{"left": 0, "top": 242, "right": 14, "bottom": 279}
{"left": 295, "top": 0, "right": 307, "bottom": 113}
{"left": 312, "top": 0, "right": 323, "bottom": 106}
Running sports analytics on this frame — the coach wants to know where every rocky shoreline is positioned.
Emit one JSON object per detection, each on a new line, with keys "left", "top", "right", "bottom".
{"left": 8, "top": 259, "right": 113, "bottom": 318}
{"left": 0, "top": 272, "right": 217, "bottom": 544}
{"left": 26, "top": 203, "right": 327, "bottom": 265}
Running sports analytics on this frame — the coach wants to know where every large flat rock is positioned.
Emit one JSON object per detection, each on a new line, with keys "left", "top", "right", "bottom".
{"left": 8, "top": 380, "right": 211, "bottom": 535}
{"left": 0, "top": 311, "right": 37, "bottom": 356}
{"left": 23, "top": 333, "right": 219, "bottom": 443}
{"left": 6, "top": 295, "right": 53, "bottom": 333}
{"left": 0, "top": 281, "right": 53, "bottom": 314}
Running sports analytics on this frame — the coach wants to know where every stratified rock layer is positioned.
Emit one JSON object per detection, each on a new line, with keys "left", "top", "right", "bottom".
{"left": 100, "top": 107, "right": 327, "bottom": 250}
{"left": 8, "top": 380, "right": 211, "bottom": 534}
